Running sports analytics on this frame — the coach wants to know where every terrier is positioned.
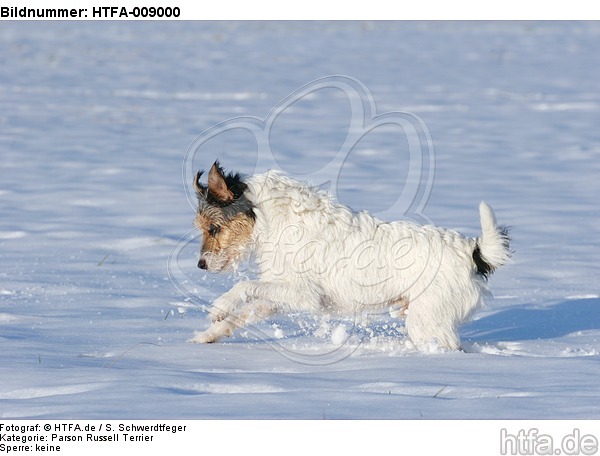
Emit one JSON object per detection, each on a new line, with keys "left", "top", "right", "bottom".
{"left": 190, "top": 161, "right": 510, "bottom": 350}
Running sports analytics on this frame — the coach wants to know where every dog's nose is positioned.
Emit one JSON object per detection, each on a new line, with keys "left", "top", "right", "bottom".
{"left": 197, "top": 258, "right": 207, "bottom": 270}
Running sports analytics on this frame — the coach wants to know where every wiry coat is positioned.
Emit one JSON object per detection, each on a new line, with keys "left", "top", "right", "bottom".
{"left": 192, "top": 163, "right": 510, "bottom": 350}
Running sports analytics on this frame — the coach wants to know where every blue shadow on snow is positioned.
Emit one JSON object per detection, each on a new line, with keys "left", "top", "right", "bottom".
{"left": 462, "top": 298, "right": 600, "bottom": 342}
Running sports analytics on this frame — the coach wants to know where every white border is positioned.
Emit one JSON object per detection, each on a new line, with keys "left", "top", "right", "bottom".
{"left": 3, "top": 420, "right": 600, "bottom": 456}
{"left": 2, "top": 0, "right": 599, "bottom": 20}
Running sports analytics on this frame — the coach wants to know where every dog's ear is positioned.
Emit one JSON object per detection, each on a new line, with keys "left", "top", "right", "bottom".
{"left": 207, "top": 161, "right": 234, "bottom": 203}
{"left": 194, "top": 171, "right": 207, "bottom": 196}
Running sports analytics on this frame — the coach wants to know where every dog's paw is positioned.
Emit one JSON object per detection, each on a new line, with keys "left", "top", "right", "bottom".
{"left": 189, "top": 321, "right": 235, "bottom": 344}
{"left": 188, "top": 331, "right": 218, "bottom": 344}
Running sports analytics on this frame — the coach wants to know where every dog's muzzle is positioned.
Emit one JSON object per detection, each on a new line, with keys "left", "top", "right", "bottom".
{"left": 197, "top": 258, "right": 207, "bottom": 270}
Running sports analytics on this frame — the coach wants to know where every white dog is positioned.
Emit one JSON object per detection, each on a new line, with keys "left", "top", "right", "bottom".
{"left": 190, "top": 161, "right": 510, "bottom": 350}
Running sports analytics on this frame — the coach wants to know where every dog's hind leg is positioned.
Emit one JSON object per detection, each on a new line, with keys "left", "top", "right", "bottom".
{"left": 190, "top": 280, "right": 322, "bottom": 343}
{"left": 403, "top": 294, "right": 461, "bottom": 350}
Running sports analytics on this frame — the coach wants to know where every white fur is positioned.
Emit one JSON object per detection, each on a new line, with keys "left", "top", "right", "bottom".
{"left": 478, "top": 201, "right": 511, "bottom": 268}
{"left": 191, "top": 171, "right": 510, "bottom": 349}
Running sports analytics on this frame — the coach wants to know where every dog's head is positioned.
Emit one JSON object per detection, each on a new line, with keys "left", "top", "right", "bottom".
{"left": 193, "top": 161, "right": 255, "bottom": 272}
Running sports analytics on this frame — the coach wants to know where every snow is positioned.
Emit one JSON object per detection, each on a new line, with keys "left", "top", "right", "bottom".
{"left": 1, "top": 21, "right": 599, "bottom": 419}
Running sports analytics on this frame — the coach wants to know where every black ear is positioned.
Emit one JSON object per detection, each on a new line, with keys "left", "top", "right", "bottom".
{"left": 194, "top": 171, "right": 207, "bottom": 196}
{"left": 207, "top": 161, "right": 234, "bottom": 202}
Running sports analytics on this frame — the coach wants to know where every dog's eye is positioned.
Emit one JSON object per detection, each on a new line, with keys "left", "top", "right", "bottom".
{"left": 208, "top": 224, "right": 221, "bottom": 237}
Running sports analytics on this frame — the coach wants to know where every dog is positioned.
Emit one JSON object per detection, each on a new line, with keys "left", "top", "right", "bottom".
{"left": 190, "top": 161, "right": 510, "bottom": 350}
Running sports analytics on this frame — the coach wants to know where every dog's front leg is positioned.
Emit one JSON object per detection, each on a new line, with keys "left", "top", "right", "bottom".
{"left": 189, "top": 281, "right": 320, "bottom": 343}
{"left": 189, "top": 281, "right": 274, "bottom": 343}
{"left": 207, "top": 290, "right": 239, "bottom": 323}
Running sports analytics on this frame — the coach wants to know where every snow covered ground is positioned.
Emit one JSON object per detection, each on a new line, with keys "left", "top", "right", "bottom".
{"left": 1, "top": 21, "right": 600, "bottom": 419}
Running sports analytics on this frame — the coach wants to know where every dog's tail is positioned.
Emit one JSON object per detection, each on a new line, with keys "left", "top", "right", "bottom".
{"left": 473, "top": 201, "right": 511, "bottom": 278}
